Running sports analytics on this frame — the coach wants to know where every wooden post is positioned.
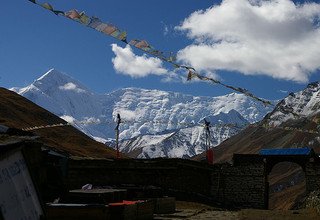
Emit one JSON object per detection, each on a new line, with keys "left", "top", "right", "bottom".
{"left": 204, "top": 119, "right": 210, "bottom": 151}
{"left": 115, "top": 114, "right": 121, "bottom": 159}
{"left": 203, "top": 119, "right": 215, "bottom": 164}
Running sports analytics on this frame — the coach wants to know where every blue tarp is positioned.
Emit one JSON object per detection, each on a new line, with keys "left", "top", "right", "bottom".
{"left": 259, "top": 147, "right": 312, "bottom": 156}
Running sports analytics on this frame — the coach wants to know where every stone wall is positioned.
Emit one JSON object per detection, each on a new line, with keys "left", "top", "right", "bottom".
{"left": 67, "top": 158, "right": 213, "bottom": 198}
{"left": 210, "top": 155, "right": 267, "bottom": 209}
{"left": 67, "top": 156, "right": 268, "bottom": 209}
{"left": 5, "top": 141, "right": 320, "bottom": 210}
{"left": 66, "top": 154, "right": 320, "bottom": 209}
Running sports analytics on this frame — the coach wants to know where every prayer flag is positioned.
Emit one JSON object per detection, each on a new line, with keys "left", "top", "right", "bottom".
{"left": 41, "top": 2, "right": 53, "bottom": 11}
{"left": 79, "top": 12, "right": 91, "bottom": 25}
{"left": 65, "top": 9, "right": 80, "bottom": 19}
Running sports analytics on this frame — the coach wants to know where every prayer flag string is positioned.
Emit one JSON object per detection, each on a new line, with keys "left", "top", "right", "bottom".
{"left": 21, "top": 119, "right": 320, "bottom": 135}
{"left": 27, "top": 0, "right": 272, "bottom": 106}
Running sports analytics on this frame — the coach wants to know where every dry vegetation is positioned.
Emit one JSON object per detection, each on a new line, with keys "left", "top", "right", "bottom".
{"left": 155, "top": 201, "right": 320, "bottom": 220}
{"left": 0, "top": 87, "right": 117, "bottom": 158}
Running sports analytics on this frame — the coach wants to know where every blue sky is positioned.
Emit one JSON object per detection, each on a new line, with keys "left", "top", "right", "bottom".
{"left": 1, "top": 0, "right": 320, "bottom": 100}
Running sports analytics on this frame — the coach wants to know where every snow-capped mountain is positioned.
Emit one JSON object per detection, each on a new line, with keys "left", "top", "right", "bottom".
{"left": 11, "top": 69, "right": 273, "bottom": 158}
{"left": 265, "top": 82, "right": 320, "bottom": 126}
{"left": 121, "top": 110, "right": 248, "bottom": 158}
{"left": 13, "top": 70, "right": 103, "bottom": 118}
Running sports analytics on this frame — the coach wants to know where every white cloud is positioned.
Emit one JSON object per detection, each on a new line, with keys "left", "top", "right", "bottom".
{"left": 79, "top": 117, "right": 101, "bottom": 125}
{"left": 60, "top": 115, "right": 76, "bottom": 124}
{"left": 161, "top": 72, "right": 185, "bottom": 83}
{"left": 59, "top": 82, "right": 85, "bottom": 93}
{"left": 111, "top": 44, "right": 168, "bottom": 78}
{"left": 160, "top": 68, "right": 188, "bottom": 83}
{"left": 116, "top": 109, "right": 136, "bottom": 121}
{"left": 176, "top": 0, "right": 320, "bottom": 83}
{"left": 164, "top": 24, "right": 169, "bottom": 36}
{"left": 61, "top": 116, "right": 102, "bottom": 126}
{"left": 279, "top": 90, "right": 288, "bottom": 94}
{"left": 161, "top": 21, "right": 172, "bottom": 36}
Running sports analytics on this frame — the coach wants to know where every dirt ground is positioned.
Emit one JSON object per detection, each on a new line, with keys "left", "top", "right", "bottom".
{"left": 154, "top": 201, "right": 320, "bottom": 220}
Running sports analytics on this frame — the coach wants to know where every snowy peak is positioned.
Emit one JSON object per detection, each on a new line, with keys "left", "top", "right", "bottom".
{"left": 17, "top": 69, "right": 91, "bottom": 96}
{"left": 33, "top": 68, "right": 91, "bottom": 94}
{"left": 266, "top": 81, "right": 320, "bottom": 126}
{"left": 36, "top": 68, "right": 67, "bottom": 81}
{"left": 204, "top": 109, "right": 249, "bottom": 127}
{"left": 13, "top": 69, "right": 102, "bottom": 118}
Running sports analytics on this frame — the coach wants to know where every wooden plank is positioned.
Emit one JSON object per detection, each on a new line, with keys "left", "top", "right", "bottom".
{"left": 46, "top": 204, "right": 108, "bottom": 220}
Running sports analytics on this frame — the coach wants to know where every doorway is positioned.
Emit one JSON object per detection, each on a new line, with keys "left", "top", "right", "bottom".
{"left": 268, "top": 162, "right": 306, "bottom": 210}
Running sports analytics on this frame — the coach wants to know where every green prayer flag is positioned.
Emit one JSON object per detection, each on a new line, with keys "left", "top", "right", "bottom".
{"left": 41, "top": 3, "right": 53, "bottom": 11}
{"left": 117, "top": 31, "right": 127, "bottom": 41}
{"left": 79, "top": 13, "right": 90, "bottom": 25}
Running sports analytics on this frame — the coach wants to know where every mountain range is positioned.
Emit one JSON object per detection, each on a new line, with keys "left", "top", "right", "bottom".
{"left": 11, "top": 69, "right": 274, "bottom": 158}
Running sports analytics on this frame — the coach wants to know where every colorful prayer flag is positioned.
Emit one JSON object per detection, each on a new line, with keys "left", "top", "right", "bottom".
{"left": 117, "top": 31, "right": 127, "bottom": 41}
{"left": 88, "top": 17, "right": 102, "bottom": 29}
{"left": 102, "top": 24, "right": 117, "bottom": 35}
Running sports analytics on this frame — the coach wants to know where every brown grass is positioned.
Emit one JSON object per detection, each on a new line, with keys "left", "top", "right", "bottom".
{"left": 0, "top": 87, "right": 118, "bottom": 158}
{"left": 238, "top": 208, "right": 319, "bottom": 220}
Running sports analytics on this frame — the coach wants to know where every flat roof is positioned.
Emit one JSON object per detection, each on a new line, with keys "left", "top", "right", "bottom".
{"left": 259, "top": 147, "right": 312, "bottom": 156}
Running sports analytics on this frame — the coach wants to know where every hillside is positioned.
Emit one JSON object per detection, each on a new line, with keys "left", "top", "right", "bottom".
{"left": 194, "top": 82, "right": 320, "bottom": 210}
{"left": 195, "top": 117, "right": 320, "bottom": 210}
{"left": 0, "top": 87, "right": 117, "bottom": 158}
{"left": 198, "top": 82, "right": 320, "bottom": 162}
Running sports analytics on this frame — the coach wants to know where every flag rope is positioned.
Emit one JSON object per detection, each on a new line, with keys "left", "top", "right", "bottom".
{"left": 21, "top": 118, "right": 320, "bottom": 135}
{"left": 27, "top": 0, "right": 272, "bottom": 106}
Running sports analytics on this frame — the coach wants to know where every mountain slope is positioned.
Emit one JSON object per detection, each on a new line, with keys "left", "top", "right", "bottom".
{"left": 0, "top": 87, "right": 117, "bottom": 158}
{"left": 194, "top": 81, "right": 320, "bottom": 210}
{"left": 12, "top": 69, "right": 273, "bottom": 158}
{"left": 194, "top": 82, "right": 320, "bottom": 163}
{"left": 266, "top": 82, "right": 320, "bottom": 126}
